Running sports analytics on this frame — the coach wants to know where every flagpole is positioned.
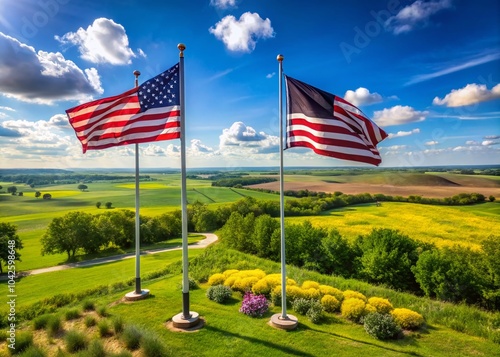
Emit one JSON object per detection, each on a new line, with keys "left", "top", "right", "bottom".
{"left": 172, "top": 43, "right": 200, "bottom": 329}
{"left": 125, "top": 70, "right": 150, "bottom": 301}
{"left": 270, "top": 54, "right": 298, "bottom": 330}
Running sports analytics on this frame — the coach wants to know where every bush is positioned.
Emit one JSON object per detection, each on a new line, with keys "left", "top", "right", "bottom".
{"left": 252, "top": 279, "right": 272, "bottom": 296}
{"left": 64, "top": 308, "right": 81, "bottom": 321}
{"left": 206, "top": 284, "right": 233, "bottom": 303}
{"left": 319, "top": 285, "right": 344, "bottom": 301}
{"left": 343, "top": 290, "right": 367, "bottom": 302}
{"left": 368, "top": 297, "right": 393, "bottom": 314}
{"left": 32, "top": 314, "right": 51, "bottom": 330}
{"left": 363, "top": 312, "right": 402, "bottom": 340}
{"left": 12, "top": 331, "right": 33, "bottom": 355}
{"left": 96, "top": 306, "right": 108, "bottom": 317}
{"left": 46, "top": 315, "right": 62, "bottom": 337}
{"left": 97, "top": 320, "right": 112, "bottom": 337}
{"left": 84, "top": 315, "right": 97, "bottom": 328}
{"left": 306, "top": 300, "right": 324, "bottom": 324}
{"left": 240, "top": 292, "right": 269, "bottom": 317}
{"left": 141, "top": 333, "right": 168, "bottom": 357}
{"left": 233, "top": 276, "right": 259, "bottom": 293}
{"left": 303, "top": 288, "right": 321, "bottom": 300}
{"left": 222, "top": 269, "right": 239, "bottom": 278}
{"left": 17, "top": 346, "right": 46, "bottom": 357}
{"left": 292, "top": 298, "right": 314, "bottom": 315}
{"left": 286, "top": 285, "right": 305, "bottom": 302}
{"left": 391, "top": 308, "right": 424, "bottom": 330}
{"left": 341, "top": 298, "right": 366, "bottom": 322}
{"left": 207, "top": 273, "right": 226, "bottom": 286}
{"left": 113, "top": 316, "right": 125, "bottom": 334}
{"left": 122, "top": 325, "right": 142, "bottom": 350}
{"left": 364, "top": 304, "right": 377, "bottom": 314}
{"left": 65, "top": 330, "right": 88, "bottom": 353}
{"left": 301, "top": 280, "right": 320, "bottom": 290}
{"left": 84, "top": 339, "right": 106, "bottom": 357}
{"left": 270, "top": 286, "right": 282, "bottom": 306}
{"left": 82, "top": 300, "right": 95, "bottom": 311}
{"left": 321, "top": 295, "right": 341, "bottom": 313}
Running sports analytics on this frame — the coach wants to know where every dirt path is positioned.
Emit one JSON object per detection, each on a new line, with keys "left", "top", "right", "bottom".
{"left": 3, "top": 233, "right": 217, "bottom": 279}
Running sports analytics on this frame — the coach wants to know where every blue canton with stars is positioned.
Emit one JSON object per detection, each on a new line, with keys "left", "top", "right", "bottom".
{"left": 138, "top": 63, "right": 179, "bottom": 112}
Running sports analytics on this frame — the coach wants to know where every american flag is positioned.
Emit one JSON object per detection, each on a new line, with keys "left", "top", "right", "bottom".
{"left": 66, "top": 63, "right": 181, "bottom": 153}
{"left": 285, "top": 76, "right": 388, "bottom": 166}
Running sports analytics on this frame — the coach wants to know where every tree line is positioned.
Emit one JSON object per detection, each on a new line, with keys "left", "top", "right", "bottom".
{"left": 218, "top": 213, "right": 500, "bottom": 311}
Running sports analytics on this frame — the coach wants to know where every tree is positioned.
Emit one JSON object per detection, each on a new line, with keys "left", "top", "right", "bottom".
{"left": 35, "top": 191, "right": 41, "bottom": 199}
{"left": 18, "top": 192, "right": 23, "bottom": 196}
{"left": 7, "top": 186, "right": 17, "bottom": 195}
{"left": 43, "top": 193, "right": 52, "bottom": 199}
{"left": 96, "top": 201, "right": 101, "bottom": 209}
{"left": 489, "top": 195, "right": 496, "bottom": 202}
{"left": 77, "top": 184, "right": 88, "bottom": 191}
{"left": 0, "top": 223, "right": 23, "bottom": 274}
{"left": 41, "top": 211, "right": 101, "bottom": 259}
{"left": 322, "top": 228, "right": 359, "bottom": 277}
{"left": 253, "top": 214, "right": 279, "bottom": 259}
{"left": 105, "top": 202, "right": 112, "bottom": 209}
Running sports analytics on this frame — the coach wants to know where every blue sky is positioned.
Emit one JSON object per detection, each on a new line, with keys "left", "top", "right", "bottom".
{"left": 0, "top": 0, "right": 499, "bottom": 169}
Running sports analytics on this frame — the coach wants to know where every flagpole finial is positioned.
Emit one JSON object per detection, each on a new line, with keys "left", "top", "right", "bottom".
{"left": 277, "top": 54, "right": 284, "bottom": 62}
{"left": 133, "top": 70, "right": 141, "bottom": 77}
{"left": 178, "top": 43, "right": 186, "bottom": 57}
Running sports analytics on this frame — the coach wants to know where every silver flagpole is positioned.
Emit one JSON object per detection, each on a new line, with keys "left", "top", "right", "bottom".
{"left": 172, "top": 43, "right": 200, "bottom": 329}
{"left": 270, "top": 55, "right": 298, "bottom": 330}
{"left": 125, "top": 70, "right": 150, "bottom": 301}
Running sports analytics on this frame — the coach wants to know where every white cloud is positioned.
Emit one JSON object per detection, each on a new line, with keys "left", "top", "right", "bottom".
{"left": 385, "top": 0, "right": 452, "bottom": 35}
{"left": 344, "top": 87, "right": 383, "bottom": 106}
{"left": 137, "top": 48, "right": 147, "bottom": 58}
{"left": 373, "top": 106, "right": 428, "bottom": 126}
{"left": 482, "top": 140, "right": 499, "bottom": 146}
{"left": 433, "top": 83, "right": 500, "bottom": 107}
{"left": 485, "top": 135, "right": 500, "bottom": 139}
{"left": 210, "top": 0, "right": 236, "bottom": 9}
{"left": 465, "top": 140, "right": 479, "bottom": 145}
{"left": 219, "top": 121, "right": 279, "bottom": 154}
{"left": 0, "top": 32, "right": 102, "bottom": 104}
{"left": 209, "top": 12, "right": 274, "bottom": 52}
{"left": 266, "top": 72, "right": 276, "bottom": 79}
{"left": 387, "top": 128, "right": 421, "bottom": 139}
{"left": 425, "top": 141, "right": 438, "bottom": 146}
{"left": 56, "top": 18, "right": 135, "bottom": 65}
{"left": 0, "top": 106, "right": 15, "bottom": 112}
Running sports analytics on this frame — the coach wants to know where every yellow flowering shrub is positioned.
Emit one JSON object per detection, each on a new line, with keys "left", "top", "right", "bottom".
{"left": 207, "top": 273, "right": 226, "bottom": 286}
{"left": 341, "top": 298, "right": 366, "bottom": 322}
{"left": 391, "top": 308, "right": 424, "bottom": 330}
{"left": 301, "top": 280, "right": 320, "bottom": 290}
{"left": 286, "top": 285, "right": 305, "bottom": 302}
{"left": 319, "top": 285, "right": 344, "bottom": 301}
{"left": 223, "top": 275, "right": 239, "bottom": 288}
{"left": 247, "top": 269, "right": 266, "bottom": 279}
{"left": 364, "top": 303, "right": 377, "bottom": 315}
{"left": 222, "top": 269, "right": 239, "bottom": 278}
{"left": 232, "top": 276, "right": 259, "bottom": 293}
{"left": 368, "top": 297, "right": 394, "bottom": 314}
{"left": 303, "top": 288, "right": 321, "bottom": 300}
{"left": 252, "top": 279, "right": 271, "bottom": 296}
{"left": 343, "top": 290, "right": 367, "bottom": 302}
{"left": 321, "top": 295, "right": 340, "bottom": 312}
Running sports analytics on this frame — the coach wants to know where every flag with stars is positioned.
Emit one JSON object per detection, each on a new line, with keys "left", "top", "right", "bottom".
{"left": 66, "top": 63, "right": 180, "bottom": 153}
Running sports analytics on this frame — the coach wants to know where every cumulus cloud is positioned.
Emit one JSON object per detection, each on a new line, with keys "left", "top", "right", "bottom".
{"left": 56, "top": 18, "right": 136, "bottom": 65}
{"left": 0, "top": 32, "right": 102, "bottom": 104}
{"left": 0, "top": 106, "right": 15, "bottom": 112}
{"left": 219, "top": 121, "right": 278, "bottom": 154}
{"left": 373, "top": 106, "right": 428, "bottom": 126}
{"left": 385, "top": 0, "right": 452, "bottom": 35}
{"left": 425, "top": 141, "right": 438, "bottom": 146}
{"left": 433, "top": 83, "right": 500, "bottom": 107}
{"left": 0, "top": 126, "right": 22, "bottom": 137}
{"left": 387, "top": 128, "right": 421, "bottom": 139}
{"left": 209, "top": 12, "right": 274, "bottom": 52}
{"left": 344, "top": 87, "right": 383, "bottom": 106}
{"left": 210, "top": 0, "right": 237, "bottom": 9}
{"left": 482, "top": 140, "right": 499, "bottom": 146}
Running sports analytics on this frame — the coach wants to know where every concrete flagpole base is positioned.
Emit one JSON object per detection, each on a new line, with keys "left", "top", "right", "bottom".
{"left": 172, "top": 311, "right": 201, "bottom": 329}
{"left": 270, "top": 313, "right": 298, "bottom": 330}
{"left": 124, "top": 289, "right": 150, "bottom": 301}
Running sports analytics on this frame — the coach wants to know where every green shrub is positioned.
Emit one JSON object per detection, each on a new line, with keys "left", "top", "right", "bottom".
{"left": 84, "top": 315, "right": 97, "bottom": 328}
{"left": 206, "top": 284, "right": 233, "bottom": 303}
{"left": 121, "top": 325, "right": 142, "bottom": 350}
{"left": 363, "top": 312, "right": 402, "bottom": 340}
{"left": 64, "top": 308, "right": 80, "bottom": 321}
{"left": 321, "top": 295, "right": 341, "bottom": 313}
{"left": 64, "top": 330, "right": 88, "bottom": 353}
{"left": 306, "top": 300, "right": 324, "bottom": 324}
{"left": 46, "top": 315, "right": 62, "bottom": 337}
{"left": 391, "top": 308, "right": 424, "bottom": 330}
{"left": 292, "top": 298, "right": 313, "bottom": 315}
{"left": 97, "top": 320, "right": 111, "bottom": 337}
{"left": 96, "top": 306, "right": 108, "bottom": 317}
{"left": 17, "top": 345, "right": 46, "bottom": 357}
{"left": 81, "top": 339, "right": 106, "bottom": 357}
{"left": 32, "top": 314, "right": 51, "bottom": 330}
{"left": 10, "top": 331, "right": 33, "bottom": 355}
{"left": 341, "top": 298, "right": 366, "bottom": 322}
{"left": 82, "top": 300, "right": 95, "bottom": 311}
{"left": 112, "top": 316, "right": 125, "bottom": 334}
{"left": 141, "top": 333, "right": 168, "bottom": 357}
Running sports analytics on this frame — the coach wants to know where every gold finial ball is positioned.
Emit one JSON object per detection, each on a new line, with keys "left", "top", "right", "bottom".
{"left": 277, "top": 54, "right": 284, "bottom": 62}
{"left": 178, "top": 43, "right": 186, "bottom": 51}
{"left": 133, "top": 70, "right": 141, "bottom": 76}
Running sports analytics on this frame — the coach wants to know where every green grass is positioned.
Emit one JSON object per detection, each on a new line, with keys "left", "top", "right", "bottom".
{"left": 287, "top": 202, "right": 499, "bottom": 249}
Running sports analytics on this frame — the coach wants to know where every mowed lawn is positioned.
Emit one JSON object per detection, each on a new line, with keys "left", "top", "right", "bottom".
{"left": 287, "top": 202, "right": 500, "bottom": 249}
